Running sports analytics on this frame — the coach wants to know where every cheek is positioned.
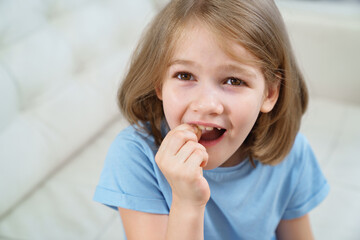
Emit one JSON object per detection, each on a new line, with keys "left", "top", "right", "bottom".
{"left": 161, "top": 84, "right": 187, "bottom": 129}
{"left": 231, "top": 96, "right": 262, "bottom": 129}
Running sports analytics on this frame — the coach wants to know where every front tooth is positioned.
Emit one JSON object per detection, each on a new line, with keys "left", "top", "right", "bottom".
{"left": 198, "top": 126, "right": 206, "bottom": 131}
{"left": 205, "top": 127, "right": 213, "bottom": 131}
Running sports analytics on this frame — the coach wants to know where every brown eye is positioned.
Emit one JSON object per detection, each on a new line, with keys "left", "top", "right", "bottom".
{"left": 225, "top": 77, "right": 244, "bottom": 86}
{"left": 177, "top": 72, "right": 194, "bottom": 81}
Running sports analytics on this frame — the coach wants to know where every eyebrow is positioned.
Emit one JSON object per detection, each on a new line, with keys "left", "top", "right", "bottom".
{"left": 221, "top": 64, "right": 257, "bottom": 79}
{"left": 168, "top": 59, "right": 200, "bottom": 68}
{"left": 168, "top": 59, "right": 257, "bottom": 79}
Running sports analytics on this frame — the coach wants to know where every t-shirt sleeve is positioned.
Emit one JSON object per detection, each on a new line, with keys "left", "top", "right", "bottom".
{"left": 282, "top": 135, "right": 330, "bottom": 220}
{"left": 93, "top": 130, "right": 169, "bottom": 214}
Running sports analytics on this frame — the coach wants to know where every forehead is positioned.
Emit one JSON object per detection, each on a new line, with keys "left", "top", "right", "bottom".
{"left": 169, "top": 20, "right": 261, "bottom": 68}
{"left": 169, "top": 20, "right": 261, "bottom": 69}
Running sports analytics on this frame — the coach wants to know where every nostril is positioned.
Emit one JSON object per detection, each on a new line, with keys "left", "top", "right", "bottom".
{"left": 190, "top": 98, "right": 224, "bottom": 115}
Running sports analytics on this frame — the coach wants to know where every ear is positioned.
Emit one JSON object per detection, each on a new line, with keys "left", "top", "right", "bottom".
{"left": 260, "top": 81, "right": 280, "bottom": 113}
{"left": 155, "top": 85, "right": 163, "bottom": 100}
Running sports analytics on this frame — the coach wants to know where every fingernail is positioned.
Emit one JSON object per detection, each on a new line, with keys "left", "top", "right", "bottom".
{"left": 188, "top": 124, "right": 201, "bottom": 140}
{"left": 194, "top": 126, "right": 202, "bottom": 140}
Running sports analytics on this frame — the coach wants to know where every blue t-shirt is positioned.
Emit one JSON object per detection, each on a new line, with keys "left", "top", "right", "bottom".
{"left": 94, "top": 124, "right": 329, "bottom": 240}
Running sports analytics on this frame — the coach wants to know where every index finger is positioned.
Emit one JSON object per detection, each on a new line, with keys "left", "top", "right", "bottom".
{"left": 175, "top": 123, "right": 201, "bottom": 141}
{"left": 158, "top": 124, "right": 200, "bottom": 156}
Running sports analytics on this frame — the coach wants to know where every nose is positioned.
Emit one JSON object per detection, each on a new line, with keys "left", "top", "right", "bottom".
{"left": 189, "top": 86, "right": 224, "bottom": 116}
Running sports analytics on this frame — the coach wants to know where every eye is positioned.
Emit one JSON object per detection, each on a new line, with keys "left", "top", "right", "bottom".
{"left": 176, "top": 72, "right": 194, "bottom": 81}
{"left": 225, "top": 77, "right": 244, "bottom": 86}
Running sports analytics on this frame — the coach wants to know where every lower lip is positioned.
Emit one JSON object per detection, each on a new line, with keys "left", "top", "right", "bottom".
{"left": 198, "top": 131, "right": 226, "bottom": 148}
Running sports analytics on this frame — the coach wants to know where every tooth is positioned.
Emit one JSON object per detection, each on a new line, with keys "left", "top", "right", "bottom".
{"left": 205, "top": 127, "right": 213, "bottom": 131}
{"left": 198, "top": 126, "right": 205, "bottom": 131}
{"left": 217, "top": 127, "right": 221, "bottom": 131}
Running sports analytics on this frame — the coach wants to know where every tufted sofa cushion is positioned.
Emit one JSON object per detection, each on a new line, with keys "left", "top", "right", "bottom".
{"left": 0, "top": 0, "right": 155, "bottom": 219}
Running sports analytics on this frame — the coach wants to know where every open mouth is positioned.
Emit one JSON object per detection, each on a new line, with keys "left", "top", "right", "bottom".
{"left": 196, "top": 125, "right": 226, "bottom": 142}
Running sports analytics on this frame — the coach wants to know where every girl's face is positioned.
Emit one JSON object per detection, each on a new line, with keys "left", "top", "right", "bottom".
{"left": 157, "top": 22, "right": 279, "bottom": 169}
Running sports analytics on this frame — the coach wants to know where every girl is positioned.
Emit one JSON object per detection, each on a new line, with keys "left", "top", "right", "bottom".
{"left": 94, "top": 0, "right": 329, "bottom": 239}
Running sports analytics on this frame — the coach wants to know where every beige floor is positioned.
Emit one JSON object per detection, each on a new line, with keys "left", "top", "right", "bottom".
{"left": 301, "top": 98, "right": 360, "bottom": 240}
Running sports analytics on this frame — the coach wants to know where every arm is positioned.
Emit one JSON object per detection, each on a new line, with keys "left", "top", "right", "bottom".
{"left": 276, "top": 214, "right": 314, "bottom": 240}
{"left": 118, "top": 208, "right": 168, "bottom": 240}
{"left": 165, "top": 198, "right": 206, "bottom": 240}
{"left": 119, "top": 202, "right": 205, "bottom": 240}
{"left": 119, "top": 124, "right": 209, "bottom": 239}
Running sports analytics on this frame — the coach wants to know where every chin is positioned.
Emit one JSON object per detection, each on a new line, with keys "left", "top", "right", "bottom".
{"left": 203, "top": 161, "right": 222, "bottom": 170}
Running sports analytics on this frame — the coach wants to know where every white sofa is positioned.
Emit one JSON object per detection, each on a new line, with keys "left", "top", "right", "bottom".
{"left": 0, "top": 0, "right": 359, "bottom": 239}
{"left": 0, "top": 0, "right": 156, "bottom": 239}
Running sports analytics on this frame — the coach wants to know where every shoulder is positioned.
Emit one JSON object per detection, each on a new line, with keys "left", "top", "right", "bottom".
{"left": 254, "top": 133, "right": 316, "bottom": 181}
{"left": 280, "top": 133, "right": 315, "bottom": 170}
{"left": 279, "top": 133, "right": 329, "bottom": 219}
{"left": 109, "top": 124, "right": 158, "bottom": 158}
{"left": 94, "top": 124, "right": 170, "bottom": 213}
{"left": 103, "top": 124, "right": 160, "bottom": 173}
{"left": 115, "top": 124, "right": 155, "bottom": 145}
{"left": 269, "top": 133, "right": 318, "bottom": 187}
{"left": 289, "top": 133, "right": 312, "bottom": 158}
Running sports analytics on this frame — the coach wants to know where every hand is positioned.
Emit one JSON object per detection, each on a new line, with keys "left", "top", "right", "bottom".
{"left": 155, "top": 124, "right": 210, "bottom": 207}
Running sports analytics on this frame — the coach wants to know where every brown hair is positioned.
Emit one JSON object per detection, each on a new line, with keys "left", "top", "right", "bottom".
{"left": 118, "top": 0, "right": 308, "bottom": 165}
